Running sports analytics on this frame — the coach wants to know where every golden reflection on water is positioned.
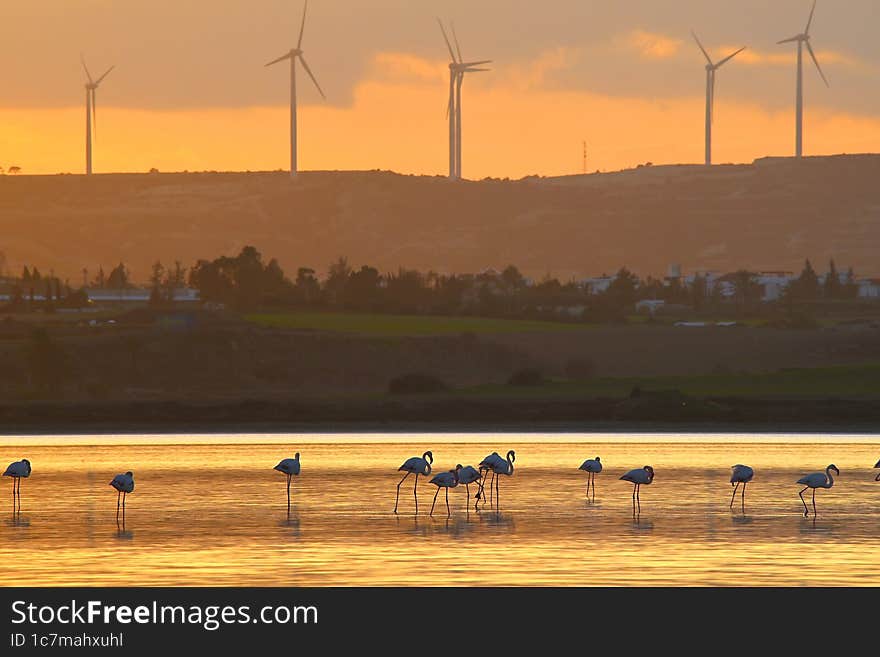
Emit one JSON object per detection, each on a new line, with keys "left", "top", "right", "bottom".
{"left": 1, "top": 435, "right": 878, "bottom": 586}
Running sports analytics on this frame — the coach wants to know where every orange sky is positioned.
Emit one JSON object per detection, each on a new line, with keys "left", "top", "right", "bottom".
{"left": 3, "top": 49, "right": 880, "bottom": 178}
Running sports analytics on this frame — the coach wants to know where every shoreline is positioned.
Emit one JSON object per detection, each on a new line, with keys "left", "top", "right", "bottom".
{"left": 1, "top": 396, "right": 879, "bottom": 436}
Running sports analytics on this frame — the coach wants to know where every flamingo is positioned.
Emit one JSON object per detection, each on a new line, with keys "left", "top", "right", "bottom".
{"left": 394, "top": 451, "right": 433, "bottom": 514}
{"left": 3, "top": 459, "right": 31, "bottom": 512}
{"left": 797, "top": 464, "right": 839, "bottom": 517}
{"left": 490, "top": 450, "right": 516, "bottom": 508}
{"left": 874, "top": 459, "right": 880, "bottom": 482}
{"left": 477, "top": 452, "right": 504, "bottom": 503}
{"left": 620, "top": 465, "right": 654, "bottom": 514}
{"left": 109, "top": 471, "right": 135, "bottom": 523}
{"left": 729, "top": 464, "right": 754, "bottom": 510}
{"left": 274, "top": 453, "right": 301, "bottom": 513}
{"left": 457, "top": 465, "right": 482, "bottom": 510}
{"left": 430, "top": 465, "right": 462, "bottom": 517}
{"left": 579, "top": 457, "right": 602, "bottom": 500}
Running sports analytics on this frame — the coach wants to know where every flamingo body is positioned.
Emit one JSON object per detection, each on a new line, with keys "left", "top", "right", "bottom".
{"left": 579, "top": 457, "right": 602, "bottom": 474}
{"left": 730, "top": 464, "right": 754, "bottom": 484}
{"left": 3, "top": 459, "right": 31, "bottom": 478}
{"left": 620, "top": 466, "right": 654, "bottom": 485}
{"left": 430, "top": 465, "right": 462, "bottom": 516}
{"left": 109, "top": 471, "right": 135, "bottom": 493}
{"left": 394, "top": 450, "right": 433, "bottom": 513}
{"left": 274, "top": 454, "right": 301, "bottom": 476}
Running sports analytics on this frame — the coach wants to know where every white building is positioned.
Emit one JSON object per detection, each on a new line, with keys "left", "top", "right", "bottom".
{"left": 582, "top": 275, "right": 615, "bottom": 295}
{"left": 858, "top": 279, "right": 880, "bottom": 299}
{"left": 755, "top": 271, "right": 796, "bottom": 302}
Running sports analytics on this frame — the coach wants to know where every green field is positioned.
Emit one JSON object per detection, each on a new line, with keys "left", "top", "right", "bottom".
{"left": 458, "top": 363, "right": 880, "bottom": 399}
{"left": 246, "top": 311, "right": 588, "bottom": 336}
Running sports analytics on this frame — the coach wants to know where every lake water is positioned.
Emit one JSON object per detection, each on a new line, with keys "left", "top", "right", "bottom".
{"left": 1, "top": 433, "right": 878, "bottom": 586}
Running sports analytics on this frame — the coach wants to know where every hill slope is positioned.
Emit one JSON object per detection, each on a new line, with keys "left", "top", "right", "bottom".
{"left": 1, "top": 154, "right": 879, "bottom": 281}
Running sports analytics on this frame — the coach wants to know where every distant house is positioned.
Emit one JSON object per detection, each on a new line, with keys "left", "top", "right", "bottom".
{"left": 755, "top": 271, "right": 796, "bottom": 302}
{"left": 582, "top": 275, "right": 615, "bottom": 295}
{"left": 85, "top": 287, "right": 200, "bottom": 305}
{"left": 858, "top": 279, "right": 880, "bottom": 299}
{"left": 635, "top": 299, "right": 665, "bottom": 315}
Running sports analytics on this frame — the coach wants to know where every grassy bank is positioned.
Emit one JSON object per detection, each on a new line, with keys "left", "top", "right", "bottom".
{"left": 246, "top": 311, "right": 587, "bottom": 336}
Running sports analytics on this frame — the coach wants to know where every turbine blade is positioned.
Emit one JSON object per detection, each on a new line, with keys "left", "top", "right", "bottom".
{"left": 265, "top": 52, "right": 293, "bottom": 67}
{"left": 691, "top": 30, "right": 713, "bottom": 66}
{"left": 95, "top": 65, "right": 115, "bottom": 85}
{"left": 464, "top": 68, "right": 490, "bottom": 72}
{"left": 806, "top": 41, "right": 829, "bottom": 86}
{"left": 92, "top": 89, "right": 97, "bottom": 142}
{"left": 805, "top": 0, "right": 817, "bottom": 35}
{"left": 298, "top": 55, "right": 326, "bottom": 99}
{"left": 461, "top": 60, "right": 492, "bottom": 67}
{"left": 777, "top": 35, "right": 801, "bottom": 44}
{"left": 715, "top": 47, "right": 746, "bottom": 69}
{"left": 297, "top": 0, "right": 308, "bottom": 49}
{"left": 437, "top": 18, "right": 457, "bottom": 62}
{"left": 446, "top": 73, "right": 454, "bottom": 119}
{"left": 450, "top": 22, "right": 464, "bottom": 63}
{"left": 80, "top": 54, "right": 94, "bottom": 84}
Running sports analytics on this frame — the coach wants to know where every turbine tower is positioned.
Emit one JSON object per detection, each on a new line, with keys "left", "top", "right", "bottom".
{"left": 778, "top": 0, "right": 829, "bottom": 158}
{"left": 438, "top": 19, "right": 491, "bottom": 180}
{"left": 691, "top": 32, "right": 745, "bottom": 166}
{"left": 266, "top": 0, "right": 326, "bottom": 178}
{"left": 81, "top": 55, "right": 115, "bottom": 176}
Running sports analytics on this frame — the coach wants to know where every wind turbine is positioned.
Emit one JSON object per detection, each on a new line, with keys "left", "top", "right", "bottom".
{"left": 81, "top": 55, "right": 115, "bottom": 176}
{"left": 691, "top": 32, "right": 745, "bottom": 166}
{"left": 438, "top": 19, "right": 491, "bottom": 180}
{"left": 778, "top": 0, "right": 829, "bottom": 158}
{"left": 266, "top": 0, "right": 326, "bottom": 179}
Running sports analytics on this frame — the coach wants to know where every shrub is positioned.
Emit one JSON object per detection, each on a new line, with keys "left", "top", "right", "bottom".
{"left": 388, "top": 372, "right": 447, "bottom": 395}
{"left": 508, "top": 368, "right": 544, "bottom": 386}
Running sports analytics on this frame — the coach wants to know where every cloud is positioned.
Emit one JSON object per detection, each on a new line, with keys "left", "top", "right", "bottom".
{"left": 718, "top": 46, "right": 861, "bottom": 69}
{"left": 370, "top": 52, "right": 448, "bottom": 84}
{"left": 624, "top": 30, "right": 683, "bottom": 59}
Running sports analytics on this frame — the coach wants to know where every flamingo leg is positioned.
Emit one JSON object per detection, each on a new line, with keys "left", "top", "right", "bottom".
{"left": 799, "top": 487, "right": 809, "bottom": 516}
{"left": 414, "top": 474, "right": 419, "bottom": 514}
{"left": 122, "top": 491, "right": 126, "bottom": 523}
{"left": 636, "top": 484, "right": 641, "bottom": 514}
{"left": 445, "top": 487, "right": 450, "bottom": 517}
{"left": 585, "top": 474, "right": 591, "bottom": 498}
{"left": 488, "top": 471, "right": 495, "bottom": 504}
{"left": 591, "top": 473, "right": 597, "bottom": 501}
{"left": 730, "top": 482, "right": 740, "bottom": 508}
{"left": 632, "top": 483, "right": 637, "bottom": 514}
{"left": 495, "top": 474, "right": 500, "bottom": 509}
{"left": 812, "top": 488, "right": 817, "bottom": 517}
{"left": 430, "top": 487, "right": 440, "bottom": 516}
{"left": 741, "top": 482, "right": 746, "bottom": 513}
{"left": 287, "top": 474, "right": 292, "bottom": 513}
{"left": 116, "top": 490, "right": 121, "bottom": 523}
{"left": 394, "top": 471, "right": 410, "bottom": 514}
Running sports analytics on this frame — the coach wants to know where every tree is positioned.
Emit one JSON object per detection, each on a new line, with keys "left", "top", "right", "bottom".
{"left": 345, "top": 265, "right": 381, "bottom": 310}
{"left": 690, "top": 274, "right": 707, "bottom": 311}
{"left": 21, "top": 266, "right": 31, "bottom": 282}
{"left": 823, "top": 259, "right": 841, "bottom": 300}
{"left": 32, "top": 267, "right": 41, "bottom": 282}
{"left": 107, "top": 262, "right": 129, "bottom": 289}
{"left": 606, "top": 267, "right": 639, "bottom": 308}
{"left": 93, "top": 266, "right": 106, "bottom": 288}
{"left": 786, "top": 259, "right": 819, "bottom": 302}
{"left": 325, "top": 257, "right": 351, "bottom": 307}
{"left": 732, "top": 270, "right": 761, "bottom": 311}
{"left": 844, "top": 267, "right": 859, "bottom": 299}
{"left": 295, "top": 267, "right": 321, "bottom": 306}
{"left": 149, "top": 261, "right": 166, "bottom": 306}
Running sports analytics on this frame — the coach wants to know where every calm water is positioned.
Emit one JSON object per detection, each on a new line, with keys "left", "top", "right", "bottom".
{"left": 1, "top": 433, "right": 879, "bottom": 586}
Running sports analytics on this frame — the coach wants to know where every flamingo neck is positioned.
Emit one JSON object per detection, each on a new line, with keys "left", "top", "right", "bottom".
{"left": 824, "top": 467, "right": 835, "bottom": 488}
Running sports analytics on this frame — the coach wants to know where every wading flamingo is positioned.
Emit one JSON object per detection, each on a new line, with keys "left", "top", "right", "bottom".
{"left": 274, "top": 453, "right": 301, "bottom": 512}
{"left": 579, "top": 457, "right": 602, "bottom": 500}
{"left": 729, "top": 464, "right": 754, "bottom": 511}
{"left": 620, "top": 466, "right": 654, "bottom": 514}
{"left": 490, "top": 451, "right": 516, "bottom": 508}
{"left": 395, "top": 451, "right": 433, "bottom": 514}
{"left": 3, "top": 459, "right": 31, "bottom": 512}
{"left": 797, "top": 464, "right": 839, "bottom": 517}
{"left": 478, "top": 452, "right": 505, "bottom": 504}
{"left": 457, "top": 465, "right": 482, "bottom": 510}
{"left": 874, "top": 459, "right": 880, "bottom": 481}
{"left": 109, "top": 471, "right": 135, "bottom": 523}
{"left": 430, "top": 465, "right": 462, "bottom": 517}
